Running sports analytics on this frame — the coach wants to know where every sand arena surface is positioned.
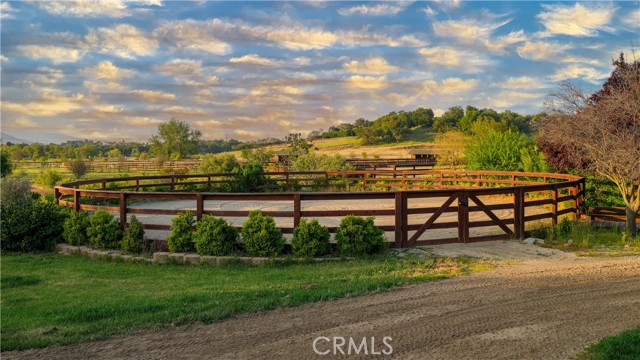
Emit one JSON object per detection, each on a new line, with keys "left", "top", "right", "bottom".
{"left": 6, "top": 242, "right": 639, "bottom": 360}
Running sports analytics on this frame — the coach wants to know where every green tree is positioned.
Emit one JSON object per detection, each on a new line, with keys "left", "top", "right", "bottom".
{"left": 150, "top": 118, "right": 202, "bottom": 160}
{"left": 199, "top": 154, "right": 239, "bottom": 174}
{"left": 411, "top": 107, "right": 435, "bottom": 128}
{"left": 1, "top": 151, "right": 12, "bottom": 177}
{"left": 285, "top": 133, "right": 312, "bottom": 158}
{"left": 433, "top": 106, "right": 464, "bottom": 132}
{"left": 466, "top": 130, "right": 534, "bottom": 171}
{"left": 240, "top": 148, "right": 273, "bottom": 166}
{"left": 68, "top": 158, "right": 89, "bottom": 179}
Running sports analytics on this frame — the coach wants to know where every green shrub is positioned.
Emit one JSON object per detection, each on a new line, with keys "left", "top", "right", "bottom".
{"left": 167, "top": 212, "right": 194, "bottom": 252}
{"left": 199, "top": 154, "right": 239, "bottom": 174}
{"left": 335, "top": 216, "right": 386, "bottom": 257}
{"left": 0, "top": 178, "right": 34, "bottom": 207}
{"left": 194, "top": 215, "right": 239, "bottom": 256}
{"left": 35, "top": 169, "right": 64, "bottom": 188}
{"left": 87, "top": 210, "right": 122, "bottom": 249}
{"left": 466, "top": 130, "right": 534, "bottom": 171}
{"left": 291, "top": 218, "right": 331, "bottom": 257}
{"left": 63, "top": 211, "right": 90, "bottom": 246}
{"left": 1, "top": 151, "right": 12, "bottom": 177}
{"left": 121, "top": 215, "right": 145, "bottom": 254}
{"left": 0, "top": 200, "right": 68, "bottom": 252}
{"left": 231, "top": 163, "right": 266, "bottom": 192}
{"left": 241, "top": 210, "right": 284, "bottom": 257}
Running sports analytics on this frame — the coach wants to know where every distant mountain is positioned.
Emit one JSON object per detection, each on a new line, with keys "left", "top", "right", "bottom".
{"left": 1, "top": 132, "right": 31, "bottom": 144}
{"left": 1, "top": 131, "right": 81, "bottom": 144}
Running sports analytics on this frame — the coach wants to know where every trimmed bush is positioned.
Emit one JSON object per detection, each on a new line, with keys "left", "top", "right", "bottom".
{"left": 241, "top": 210, "right": 284, "bottom": 257}
{"left": 194, "top": 215, "right": 239, "bottom": 256}
{"left": 167, "top": 212, "right": 194, "bottom": 253}
{"left": 87, "top": 210, "right": 122, "bottom": 249}
{"left": 0, "top": 200, "right": 67, "bottom": 252}
{"left": 335, "top": 216, "right": 386, "bottom": 257}
{"left": 121, "top": 215, "right": 145, "bottom": 254}
{"left": 63, "top": 211, "right": 90, "bottom": 246}
{"left": 291, "top": 218, "right": 330, "bottom": 257}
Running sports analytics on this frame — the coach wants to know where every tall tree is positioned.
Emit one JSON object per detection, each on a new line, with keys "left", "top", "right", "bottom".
{"left": 150, "top": 118, "right": 202, "bottom": 160}
{"left": 538, "top": 54, "right": 640, "bottom": 236}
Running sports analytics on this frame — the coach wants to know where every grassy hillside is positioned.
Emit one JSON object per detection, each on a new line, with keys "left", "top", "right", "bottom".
{"left": 311, "top": 127, "right": 437, "bottom": 158}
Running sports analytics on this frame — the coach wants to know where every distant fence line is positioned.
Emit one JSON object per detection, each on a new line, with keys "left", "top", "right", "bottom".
{"left": 55, "top": 170, "right": 585, "bottom": 247}
{"left": 17, "top": 157, "right": 437, "bottom": 172}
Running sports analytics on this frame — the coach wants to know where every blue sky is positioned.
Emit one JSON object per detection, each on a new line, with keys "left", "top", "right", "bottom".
{"left": 1, "top": 1, "right": 639, "bottom": 143}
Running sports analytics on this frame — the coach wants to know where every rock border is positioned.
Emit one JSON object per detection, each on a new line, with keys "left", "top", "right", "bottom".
{"left": 56, "top": 244, "right": 350, "bottom": 266}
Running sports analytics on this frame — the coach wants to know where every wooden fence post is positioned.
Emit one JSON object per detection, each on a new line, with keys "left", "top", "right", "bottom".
{"left": 394, "top": 192, "right": 407, "bottom": 248}
{"left": 551, "top": 184, "right": 558, "bottom": 226}
{"left": 457, "top": 192, "right": 469, "bottom": 243}
{"left": 170, "top": 176, "right": 175, "bottom": 191}
{"left": 119, "top": 193, "right": 127, "bottom": 230}
{"left": 196, "top": 193, "right": 203, "bottom": 221}
{"left": 513, "top": 188, "right": 525, "bottom": 239}
{"left": 73, "top": 189, "right": 80, "bottom": 212}
{"left": 293, "top": 193, "right": 301, "bottom": 228}
{"left": 54, "top": 187, "right": 60, "bottom": 205}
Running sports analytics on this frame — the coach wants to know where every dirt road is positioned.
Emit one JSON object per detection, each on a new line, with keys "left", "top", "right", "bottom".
{"left": 5, "top": 253, "right": 640, "bottom": 360}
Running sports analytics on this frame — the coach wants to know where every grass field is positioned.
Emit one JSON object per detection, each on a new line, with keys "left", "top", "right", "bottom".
{"left": 1, "top": 252, "right": 493, "bottom": 351}
{"left": 576, "top": 327, "right": 640, "bottom": 360}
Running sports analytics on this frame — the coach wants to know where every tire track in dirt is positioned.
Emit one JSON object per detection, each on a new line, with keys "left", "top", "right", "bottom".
{"left": 5, "top": 256, "right": 640, "bottom": 360}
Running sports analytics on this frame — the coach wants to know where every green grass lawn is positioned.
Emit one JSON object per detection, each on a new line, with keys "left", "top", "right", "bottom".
{"left": 1, "top": 252, "right": 492, "bottom": 351}
{"left": 576, "top": 327, "right": 640, "bottom": 360}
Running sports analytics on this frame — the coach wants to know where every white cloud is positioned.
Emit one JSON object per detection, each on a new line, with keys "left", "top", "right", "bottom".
{"left": 294, "top": 57, "right": 311, "bottom": 66}
{"left": 0, "top": 55, "right": 8, "bottom": 62}
{"left": 343, "top": 57, "right": 399, "bottom": 74}
{"left": 423, "top": 6, "right": 437, "bottom": 17}
{"left": 344, "top": 75, "right": 388, "bottom": 90}
{"left": 3, "top": 91, "right": 88, "bottom": 117}
{"left": 517, "top": 41, "right": 569, "bottom": 61}
{"left": 1, "top": 2, "right": 17, "bottom": 19}
{"left": 153, "top": 18, "right": 425, "bottom": 52}
{"left": 417, "top": 46, "right": 493, "bottom": 73}
{"left": 488, "top": 91, "right": 542, "bottom": 108}
{"left": 16, "top": 45, "right": 84, "bottom": 64}
{"left": 33, "top": 0, "right": 162, "bottom": 18}
{"left": 433, "top": 17, "right": 526, "bottom": 54}
{"left": 340, "top": 31, "right": 426, "bottom": 48}
{"left": 153, "top": 59, "right": 202, "bottom": 77}
{"left": 502, "top": 76, "right": 547, "bottom": 90}
{"left": 130, "top": 89, "right": 176, "bottom": 102}
{"left": 154, "top": 19, "right": 232, "bottom": 55}
{"left": 81, "top": 61, "right": 134, "bottom": 81}
{"left": 229, "top": 54, "right": 276, "bottom": 66}
{"left": 537, "top": 3, "right": 616, "bottom": 37}
{"left": 22, "top": 67, "right": 64, "bottom": 88}
{"left": 337, "top": 2, "right": 413, "bottom": 16}
{"left": 419, "top": 77, "right": 479, "bottom": 96}
{"left": 622, "top": 9, "right": 640, "bottom": 29}
{"left": 549, "top": 65, "right": 610, "bottom": 84}
{"left": 86, "top": 24, "right": 158, "bottom": 59}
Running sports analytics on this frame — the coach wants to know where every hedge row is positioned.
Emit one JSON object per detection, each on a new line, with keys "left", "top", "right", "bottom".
{"left": 167, "top": 211, "right": 387, "bottom": 258}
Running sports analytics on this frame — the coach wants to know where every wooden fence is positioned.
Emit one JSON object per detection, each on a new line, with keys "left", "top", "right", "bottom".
{"left": 55, "top": 170, "right": 585, "bottom": 246}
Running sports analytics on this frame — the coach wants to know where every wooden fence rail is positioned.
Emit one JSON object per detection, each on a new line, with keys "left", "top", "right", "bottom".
{"left": 55, "top": 170, "right": 585, "bottom": 246}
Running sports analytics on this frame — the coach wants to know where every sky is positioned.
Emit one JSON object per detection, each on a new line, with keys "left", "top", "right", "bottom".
{"left": 1, "top": 1, "right": 639, "bottom": 143}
